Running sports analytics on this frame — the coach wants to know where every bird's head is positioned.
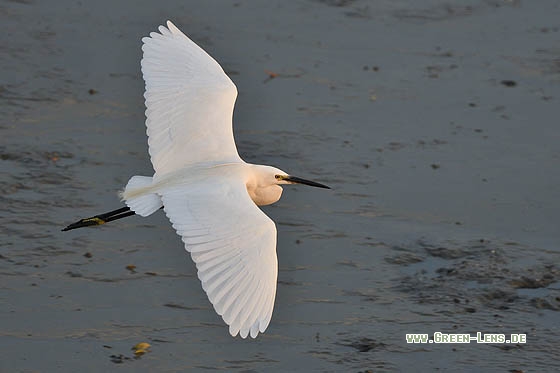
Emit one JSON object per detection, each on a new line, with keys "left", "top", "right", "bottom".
{"left": 248, "top": 165, "right": 329, "bottom": 206}
{"left": 259, "top": 165, "right": 330, "bottom": 189}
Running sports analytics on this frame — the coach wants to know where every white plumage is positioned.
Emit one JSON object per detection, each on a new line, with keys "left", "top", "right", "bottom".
{"left": 117, "top": 21, "right": 329, "bottom": 338}
{"left": 141, "top": 21, "right": 241, "bottom": 174}
{"left": 134, "top": 21, "right": 275, "bottom": 338}
{"left": 160, "top": 171, "right": 278, "bottom": 338}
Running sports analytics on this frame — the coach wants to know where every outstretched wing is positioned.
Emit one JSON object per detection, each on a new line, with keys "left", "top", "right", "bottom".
{"left": 141, "top": 21, "right": 241, "bottom": 175}
{"left": 160, "top": 176, "right": 278, "bottom": 338}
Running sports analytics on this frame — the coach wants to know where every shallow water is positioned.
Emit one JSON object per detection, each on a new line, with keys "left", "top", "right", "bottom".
{"left": 1, "top": 0, "right": 559, "bottom": 371}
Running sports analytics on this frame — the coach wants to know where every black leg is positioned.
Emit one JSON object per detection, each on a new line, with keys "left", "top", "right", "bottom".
{"left": 105, "top": 210, "right": 136, "bottom": 222}
{"left": 62, "top": 206, "right": 136, "bottom": 231}
{"left": 97, "top": 206, "right": 131, "bottom": 220}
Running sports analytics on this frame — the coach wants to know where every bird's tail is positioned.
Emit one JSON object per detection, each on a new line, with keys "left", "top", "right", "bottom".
{"left": 61, "top": 176, "right": 164, "bottom": 232}
{"left": 120, "top": 175, "right": 163, "bottom": 217}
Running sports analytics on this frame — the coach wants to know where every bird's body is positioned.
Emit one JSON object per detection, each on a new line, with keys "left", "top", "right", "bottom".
{"left": 63, "top": 21, "right": 328, "bottom": 339}
{"left": 121, "top": 163, "right": 284, "bottom": 209}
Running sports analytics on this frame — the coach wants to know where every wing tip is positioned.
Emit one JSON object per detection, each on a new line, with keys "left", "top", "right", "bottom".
{"left": 229, "top": 324, "right": 240, "bottom": 338}
{"left": 166, "top": 20, "right": 182, "bottom": 35}
{"left": 229, "top": 323, "right": 262, "bottom": 339}
{"left": 142, "top": 20, "right": 180, "bottom": 45}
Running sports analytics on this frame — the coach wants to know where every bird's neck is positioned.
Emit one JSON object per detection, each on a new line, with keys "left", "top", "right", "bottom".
{"left": 245, "top": 164, "right": 283, "bottom": 206}
{"left": 246, "top": 184, "right": 283, "bottom": 206}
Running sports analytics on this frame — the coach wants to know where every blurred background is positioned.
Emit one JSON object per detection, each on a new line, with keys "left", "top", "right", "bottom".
{"left": 1, "top": 0, "right": 559, "bottom": 371}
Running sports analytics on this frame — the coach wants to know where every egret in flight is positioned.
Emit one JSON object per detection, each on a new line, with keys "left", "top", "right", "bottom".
{"left": 62, "top": 21, "right": 329, "bottom": 339}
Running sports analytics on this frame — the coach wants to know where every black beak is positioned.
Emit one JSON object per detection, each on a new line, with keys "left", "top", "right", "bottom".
{"left": 284, "top": 176, "right": 330, "bottom": 189}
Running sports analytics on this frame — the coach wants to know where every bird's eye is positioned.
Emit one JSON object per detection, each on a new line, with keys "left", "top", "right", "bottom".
{"left": 275, "top": 175, "right": 281, "bottom": 180}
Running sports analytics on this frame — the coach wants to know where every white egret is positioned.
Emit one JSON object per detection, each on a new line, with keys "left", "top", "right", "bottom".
{"left": 63, "top": 21, "right": 329, "bottom": 339}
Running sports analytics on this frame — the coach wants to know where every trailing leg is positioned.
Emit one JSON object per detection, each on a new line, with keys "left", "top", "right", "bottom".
{"left": 62, "top": 207, "right": 136, "bottom": 231}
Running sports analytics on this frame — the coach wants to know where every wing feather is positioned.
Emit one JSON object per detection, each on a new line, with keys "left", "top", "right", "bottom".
{"left": 141, "top": 21, "right": 241, "bottom": 174}
{"left": 160, "top": 175, "right": 278, "bottom": 338}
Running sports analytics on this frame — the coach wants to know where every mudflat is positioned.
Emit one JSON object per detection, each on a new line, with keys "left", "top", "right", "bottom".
{"left": 2, "top": 1, "right": 559, "bottom": 371}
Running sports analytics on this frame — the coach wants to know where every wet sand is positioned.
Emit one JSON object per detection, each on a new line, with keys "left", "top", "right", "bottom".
{"left": 1, "top": 0, "right": 559, "bottom": 371}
